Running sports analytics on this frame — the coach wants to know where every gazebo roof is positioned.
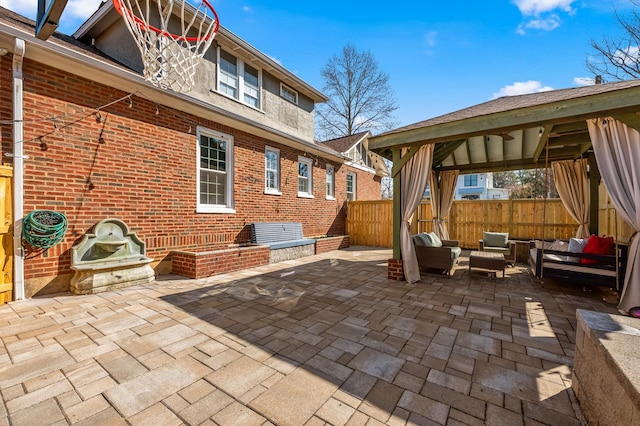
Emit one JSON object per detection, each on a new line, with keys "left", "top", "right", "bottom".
{"left": 369, "top": 79, "right": 640, "bottom": 173}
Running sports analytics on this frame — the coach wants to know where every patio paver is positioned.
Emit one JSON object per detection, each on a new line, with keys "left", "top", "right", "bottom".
{"left": 0, "top": 247, "right": 615, "bottom": 425}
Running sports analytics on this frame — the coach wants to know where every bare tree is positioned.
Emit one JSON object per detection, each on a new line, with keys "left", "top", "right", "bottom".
{"left": 588, "top": 1, "right": 640, "bottom": 80}
{"left": 381, "top": 158, "right": 394, "bottom": 199}
{"left": 315, "top": 44, "right": 399, "bottom": 141}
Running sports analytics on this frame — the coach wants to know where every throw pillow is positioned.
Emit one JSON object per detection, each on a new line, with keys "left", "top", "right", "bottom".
{"left": 568, "top": 237, "right": 587, "bottom": 253}
{"left": 428, "top": 232, "right": 443, "bottom": 247}
{"left": 483, "top": 232, "right": 508, "bottom": 248}
{"left": 582, "top": 235, "right": 615, "bottom": 264}
{"left": 550, "top": 240, "right": 568, "bottom": 252}
{"left": 413, "top": 235, "right": 425, "bottom": 246}
{"left": 416, "top": 233, "right": 436, "bottom": 247}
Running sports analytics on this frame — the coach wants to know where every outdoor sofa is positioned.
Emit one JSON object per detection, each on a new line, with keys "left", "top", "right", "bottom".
{"left": 529, "top": 236, "right": 628, "bottom": 291}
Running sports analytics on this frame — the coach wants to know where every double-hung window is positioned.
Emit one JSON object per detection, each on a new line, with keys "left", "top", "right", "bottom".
{"left": 464, "top": 174, "right": 478, "bottom": 187}
{"left": 265, "top": 147, "right": 280, "bottom": 194}
{"left": 346, "top": 172, "right": 356, "bottom": 201}
{"left": 298, "top": 156, "right": 313, "bottom": 198}
{"left": 326, "top": 165, "right": 335, "bottom": 199}
{"left": 197, "top": 127, "right": 234, "bottom": 213}
{"left": 218, "top": 48, "right": 261, "bottom": 109}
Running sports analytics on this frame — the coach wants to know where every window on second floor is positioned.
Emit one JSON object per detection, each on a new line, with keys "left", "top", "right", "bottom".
{"left": 265, "top": 147, "right": 280, "bottom": 194}
{"left": 347, "top": 143, "right": 373, "bottom": 168}
{"left": 218, "top": 48, "right": 261, "bottom": 109}
{"left": 464, "top": 174, "right": 478, "bottom": 187}
{"left": 298, "top": 156, "right": 313, "bottom": 198}
{"left": 326, "top": 165, "right": 335, "bottom": 199}
{"left": 280, "top": 84, "right": 298, "bottom": 104}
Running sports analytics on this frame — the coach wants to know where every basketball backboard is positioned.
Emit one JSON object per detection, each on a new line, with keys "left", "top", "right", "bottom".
{"left": 36, "top": 0, "right": 69, "bottom": 40}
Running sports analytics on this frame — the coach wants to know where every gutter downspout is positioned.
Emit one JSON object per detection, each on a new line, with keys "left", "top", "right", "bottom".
{"left": 12, "top": 38, "right": 25, "bottom": 300}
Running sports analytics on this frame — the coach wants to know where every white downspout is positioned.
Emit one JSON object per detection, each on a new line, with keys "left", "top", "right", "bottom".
{"left": 12, "top": 38, "right": 25, "bottom": 300}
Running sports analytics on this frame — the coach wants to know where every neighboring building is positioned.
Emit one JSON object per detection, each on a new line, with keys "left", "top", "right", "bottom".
{"left": 0, "top": 4, "right": 382, "bottom": 298}
{"left": 318, "top": 131, "right": 389, "bottom": 200}
{"left": 425, "top": 173, "right": 510, "bottom": 200}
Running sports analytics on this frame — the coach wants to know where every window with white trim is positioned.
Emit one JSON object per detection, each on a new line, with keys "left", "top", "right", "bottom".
{"left": 265, "top": 147, "right": 280, "bottom": 194}
{"left": 298, "top": 156, "right": 313, "bottom": 198}
{"left": 280, "top": 83, "right": 298, "bottom": 104}
{"left": 218, "top": 48, "right": 261, "bottom": 109}
{"left": 326, "top": 165, "right": 335, "bottom": 199}
{"left": 197, "top": 127, "right": 234, "bottom": 213}
{"left": 346, "top": 172, "right": 356, "bottom": 201}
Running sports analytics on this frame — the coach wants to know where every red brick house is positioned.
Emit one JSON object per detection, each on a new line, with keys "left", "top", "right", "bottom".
{"left": 0, "top": 4, "right": 385, "bottom": 300}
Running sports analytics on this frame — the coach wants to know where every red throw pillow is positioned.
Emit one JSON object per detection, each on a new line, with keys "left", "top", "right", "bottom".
{"left": 581, "top": 235, "right": 614, "bottom": 264}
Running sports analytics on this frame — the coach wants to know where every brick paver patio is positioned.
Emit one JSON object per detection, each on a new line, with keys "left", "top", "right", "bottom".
{"left": 0, "top": 247, "right": 618, "bottom": 425}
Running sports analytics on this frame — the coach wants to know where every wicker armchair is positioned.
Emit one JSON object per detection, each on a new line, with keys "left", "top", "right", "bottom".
{"left": 413, "top": 233, "right": 462, "bottom": 276}
{"left": 479, "top": 231, "right": 516, "bottom": 266}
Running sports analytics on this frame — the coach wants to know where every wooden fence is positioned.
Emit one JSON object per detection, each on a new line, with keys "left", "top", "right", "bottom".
{"left": 0, "top": 166, "right": 12, "bottom": 305}
{"left": 346, "top": 192, "right": 634, "bottom": 249}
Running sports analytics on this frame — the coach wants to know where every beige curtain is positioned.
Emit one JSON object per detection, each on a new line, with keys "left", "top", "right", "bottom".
{"left": 429, "top": 170, "right": 459, "bottom": 240}
{"left": 401, "top": 144, "right": 435, "bottom": 283}
{"left": 551, "top": 159, "right": 590, "bottom": 239}
{"left": 587, "top": 117, "right": 640, "bottom": 314}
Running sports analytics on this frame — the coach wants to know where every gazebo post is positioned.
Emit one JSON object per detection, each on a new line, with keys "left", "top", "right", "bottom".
{"left": 387, "top": 147, "right": 405, "bottom": 280}
{"left": 587, "top": 153, "right": 600, "bottom": 236}
{"left": 392, "top": 147, "right": 402, "bottom": 260}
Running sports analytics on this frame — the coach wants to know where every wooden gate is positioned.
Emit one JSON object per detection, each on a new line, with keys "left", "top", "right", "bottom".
{"left": 0, "top": 166, "right": 12, "bottom": 305}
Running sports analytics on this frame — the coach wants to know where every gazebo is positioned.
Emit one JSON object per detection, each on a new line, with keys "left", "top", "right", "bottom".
{"left": 368, "top": 79, "right": 640, "bottom": 315}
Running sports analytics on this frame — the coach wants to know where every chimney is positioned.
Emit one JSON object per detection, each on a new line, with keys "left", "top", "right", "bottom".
{"left": 595, "top": 75, "right": 603, "bottom": 84}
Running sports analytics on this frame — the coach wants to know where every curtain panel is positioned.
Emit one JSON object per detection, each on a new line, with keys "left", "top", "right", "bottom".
{"left": 400, "top": 145, "right": 434, "bottom": 283}
{"left": 551, "top": 158, "right": 590, "bottom": 239}
{"left": 429, "top": 170, "right": 459, "bottom": 240}
{"left": 587, "top": 117, "right": 640, "bottom": 314}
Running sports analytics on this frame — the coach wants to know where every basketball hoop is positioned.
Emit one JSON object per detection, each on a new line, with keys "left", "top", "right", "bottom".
{"left": 112, "top": 0, "right": 219, "bottom": 92}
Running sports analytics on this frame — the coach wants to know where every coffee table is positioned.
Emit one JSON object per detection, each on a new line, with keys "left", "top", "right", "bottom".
{"left": 469, "top": 251, "right": 505, "bottom": 278}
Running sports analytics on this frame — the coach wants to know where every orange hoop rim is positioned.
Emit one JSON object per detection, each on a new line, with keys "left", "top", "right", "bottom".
{"left": 112, "top": 0, "right": 219, "bottom": 42}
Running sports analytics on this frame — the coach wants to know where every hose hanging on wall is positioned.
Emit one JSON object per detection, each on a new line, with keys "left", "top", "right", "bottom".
{"left": 22, "top": 210, "right": 68, "bottom": 250}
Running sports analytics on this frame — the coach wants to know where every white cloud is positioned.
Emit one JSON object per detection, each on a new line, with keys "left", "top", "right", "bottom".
{"left": 243, "top": 6, "right": 251, "bottom": 13}
{"left": 513, "top": 0, "right": 576, "bottom": 16}
{"left": 574, "top": 77, "right": 595, "bottom": 86}
{"left": 0, "top": 0, "right": 37, "bottom": 19}
{"left": 513, "top": 0, "right": 576, "bottom": 34}
{"left": 492, "top": 80, "right": 554, "bottom": 98}
{"left": 520, "top": 14, "right": 560, "bottom": 33}
{"left": 65, "top": 0, "right": 103, "bottom": 20}
{"left": 424, "top": 30, "right": 438, "bottom": 47}
{"left": 613, "top": 45, "right": 640, "bottom": 66}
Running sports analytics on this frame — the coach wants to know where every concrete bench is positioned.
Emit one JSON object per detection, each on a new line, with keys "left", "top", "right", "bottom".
{"left": 250, "top": 222, "right": 316, "bottom": 262}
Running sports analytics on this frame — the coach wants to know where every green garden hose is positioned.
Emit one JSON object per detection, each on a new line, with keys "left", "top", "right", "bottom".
{"left": 22, "top": 210, "right": 68, "bottom": 249}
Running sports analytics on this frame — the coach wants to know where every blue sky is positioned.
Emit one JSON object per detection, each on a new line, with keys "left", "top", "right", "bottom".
{"left": 0, "top": 0, "right": 634, "bottom": 127}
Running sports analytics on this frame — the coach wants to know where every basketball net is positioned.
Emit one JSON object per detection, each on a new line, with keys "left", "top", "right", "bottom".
{"left": 113, "top": 0, "right": 219, "bottom": 92}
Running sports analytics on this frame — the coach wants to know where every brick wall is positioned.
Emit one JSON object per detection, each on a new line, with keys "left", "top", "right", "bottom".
{"left": 172, "top": 245, "right": 270, "bottom": 279}
{"left": 0, "top": 59, "right": 381, "bottom": 295}
{"left": 315, "top": 236, "right": 350, "bottom": 254}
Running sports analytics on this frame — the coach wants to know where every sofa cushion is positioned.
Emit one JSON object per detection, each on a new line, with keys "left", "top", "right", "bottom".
{"left": 483, "top": 232, "right": 509, "bottom": 248}
{"left": 582, "top": 235, "right": 615, "bottom": 264}
{"left": 483, "top": 246, "right": 511, "bottom": 256}
{"left": 450, "top": 246, "right": 462, "bottom": 259}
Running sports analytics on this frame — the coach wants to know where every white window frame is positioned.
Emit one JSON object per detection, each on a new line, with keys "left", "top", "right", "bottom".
{"left": 326, "top": 165, "right": 335, "bottom": 200}
{"left": 265, "top": 146, "right": 281, "bottom": 195}
{"left": 298, "top": 156, "right": 314, "bottom": 198}
{"left": 217, "top": 47, "right": 262, "bottom": 110}
{"left": 196, "top": 127, "right": 235, "bottom": 214}
{"left": 346, "top": 172, "right": 356, "bottom": 201}
{"left": 280, "top": 83, "right": 298, "bottom": 104}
